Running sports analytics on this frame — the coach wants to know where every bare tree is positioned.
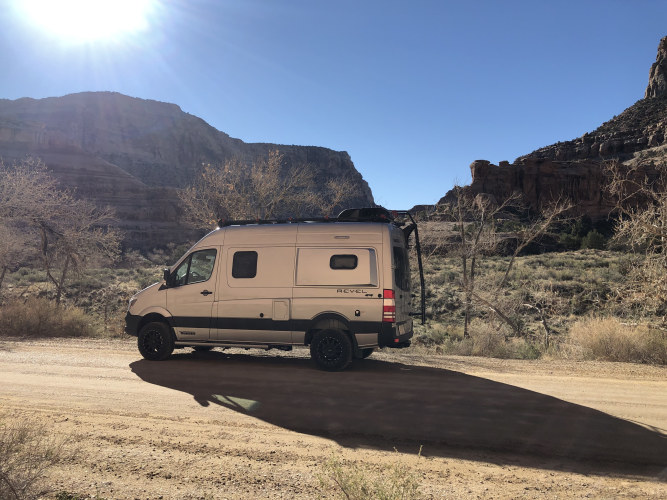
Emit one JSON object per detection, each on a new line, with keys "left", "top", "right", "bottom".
{"left": 605, "top": 159, "right": 667, "bottom": 310}
{"left": 38, "top": 196, "right": 121, "bottom": 304}
{"left": 440, "top": 187, "right": 571, "bottom": 337}
{"left": 0, "top": 223, "right": 31, "bottom": 291}
{"left": 179, "top": 150, "right": 363, "bottom": 229}
{"left": 317, "top": 176, "right": 361, "bottom": 218}
{"left": 0, "top": 158, "right": 122, "bottom": 303}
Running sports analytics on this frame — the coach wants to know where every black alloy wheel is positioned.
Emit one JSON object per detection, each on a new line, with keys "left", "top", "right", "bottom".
{"left": 310, "top": 329, "right": 352, "bottom": 371}
{"left": 138, "top": 322, "right": 175, "bottom": 361}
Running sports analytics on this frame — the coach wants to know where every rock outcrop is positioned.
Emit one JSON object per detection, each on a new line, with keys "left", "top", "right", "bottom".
{"left": 0, "top": 92, "right": 374, "bottom": 248}
{"left": 440, "top": 36, "right": 667, "bottom": 219}
{"left": 646, "top": 36, "right": 667, "bottom": 98}
{"left": 440, "top": 158, "right": 612, "bottom": 217}
{"left": 515, "top": 95, "right": 667, "bottom": 164}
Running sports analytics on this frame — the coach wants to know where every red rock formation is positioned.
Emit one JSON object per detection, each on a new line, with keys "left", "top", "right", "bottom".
{"left": 439, "top": 159, "right": 613, "bottom": 218}
{"left": 439, "top": 36, "right": 667, "bottom": 219}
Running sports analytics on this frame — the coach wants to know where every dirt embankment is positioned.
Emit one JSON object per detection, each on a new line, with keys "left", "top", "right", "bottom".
{"left": 0, "top": 338, "right": 665, "bottom": 499}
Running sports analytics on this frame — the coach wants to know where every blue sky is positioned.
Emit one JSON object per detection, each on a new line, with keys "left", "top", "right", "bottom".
{"left": 2, "top": 0, "right": 667, "bottom": 208}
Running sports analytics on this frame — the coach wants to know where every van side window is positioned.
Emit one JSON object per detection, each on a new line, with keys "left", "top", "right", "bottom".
{"left": 172, "top": 249, "right": 217, "bottom": 286}
{"left": 330, "top": 254, "right": 358, "bottom": 270}
{"left": 232, "top": 251, "right": 258, "bottom": 278}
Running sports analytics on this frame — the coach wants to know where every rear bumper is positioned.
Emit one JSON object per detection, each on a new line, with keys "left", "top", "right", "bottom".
{"left": 378, "top": 318, "right": 413, "bottom": 348}
{"left": 125, "top": 312, "right": 141, "bottom": 337}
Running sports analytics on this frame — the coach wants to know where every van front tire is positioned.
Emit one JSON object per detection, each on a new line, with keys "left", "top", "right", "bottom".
{"left": 310, "top": 329, "right": 352, "bottom": 371}
{"left": 138, "top": 321, "right": 175, "bottom": 361}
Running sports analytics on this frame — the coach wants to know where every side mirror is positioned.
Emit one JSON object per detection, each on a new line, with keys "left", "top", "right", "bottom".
{"left": 163, "top": 268, "right": 171, "bottom": 286}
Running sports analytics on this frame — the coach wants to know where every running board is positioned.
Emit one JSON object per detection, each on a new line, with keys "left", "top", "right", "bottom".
{"left": 175, "top": 341, "right": 293, "bottom": 350}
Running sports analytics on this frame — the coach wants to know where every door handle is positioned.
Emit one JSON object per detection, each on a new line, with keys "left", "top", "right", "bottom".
{"left": 200, "top": 290, "right": 213, "bottom": 296}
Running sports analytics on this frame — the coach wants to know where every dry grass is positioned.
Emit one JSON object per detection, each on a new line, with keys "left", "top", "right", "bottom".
{"left": 0, "top": 298, "right": 94, "bottom": 338}
{"left": 564, "top": 317, "right": 667, "bottom": 364}
{"left": 0, "top": 415, "right": 73, "bottom": 500}
{"left": 319, "top": 453, "right": 422, "bottom": 500}
{"left": 413, "top": 320, "right": 543, "bottom": 360}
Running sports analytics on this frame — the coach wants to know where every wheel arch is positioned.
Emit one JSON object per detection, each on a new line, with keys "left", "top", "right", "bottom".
{"left": 304, "top": 313, "right": 356, "bottom": 347}
{"left": 137, "top": 312, "right": 174, "bottom": 335}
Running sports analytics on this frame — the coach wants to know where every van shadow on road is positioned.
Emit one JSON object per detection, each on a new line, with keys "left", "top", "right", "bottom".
{"left": 130, "top": 351, "right": 667, "bottom": 477}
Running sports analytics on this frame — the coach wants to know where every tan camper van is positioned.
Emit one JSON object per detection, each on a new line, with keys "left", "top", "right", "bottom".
{"left": 125, "top": 208, "right": 424, "bottom": 371}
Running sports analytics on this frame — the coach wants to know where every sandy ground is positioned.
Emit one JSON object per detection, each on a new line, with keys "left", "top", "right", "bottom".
{"left": 0, "top": 337, "right": 665, "bottom": 499}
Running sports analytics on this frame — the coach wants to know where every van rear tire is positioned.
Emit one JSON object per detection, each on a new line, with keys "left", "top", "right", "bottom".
{"left": 310, "top": 329, "right": 352, "bottom": 371}
{"left": 138, "top": 322, "right": 174, "bottom": 361}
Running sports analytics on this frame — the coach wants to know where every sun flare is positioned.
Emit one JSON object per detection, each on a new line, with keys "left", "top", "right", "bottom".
{"left": 17, "top": 0, "right": 155, "bottom": 42}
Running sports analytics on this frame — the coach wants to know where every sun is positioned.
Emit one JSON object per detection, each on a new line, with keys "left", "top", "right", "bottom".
{"left": 16, "top": 0, "right": 156, "bottom": 43}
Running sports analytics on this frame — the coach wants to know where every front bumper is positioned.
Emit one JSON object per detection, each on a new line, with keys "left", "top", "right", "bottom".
{"left": 125, "top": 312, "right": 141, "bottom": 337}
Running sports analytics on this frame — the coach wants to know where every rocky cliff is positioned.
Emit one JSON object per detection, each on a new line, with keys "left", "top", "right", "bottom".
{"left": 440, "top": 36, "right": 667, "bottom": 219}
{"left": 0, "top": 92, "right": 374, "bottom": 248}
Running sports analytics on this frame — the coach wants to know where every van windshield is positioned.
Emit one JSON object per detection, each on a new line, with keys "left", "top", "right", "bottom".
{"left": 392, "top": 246, "right": 410, "bottom": 291}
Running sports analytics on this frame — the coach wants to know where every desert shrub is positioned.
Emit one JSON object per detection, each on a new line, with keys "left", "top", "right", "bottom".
{"left": 0, "top": 416, "right": 71, "bottom": 500}
{"left": 0, "top": 298, "right": 93, "bottom": 338}
{"left": 509, "top": 338, "right": 543, "bottom": 360}
{"left": 558, "top": 233, "right": 581, "bottom": 251}
{"left": 417, "top": 319, "right": 544, "bottom": 360}
{"left": 467, "top": 319, "right": 508, "bottom": 357}
{"left": 581, "top": 230, "right": 606, "bottom": 250}
{"left": 566, "top": 317, "right": 667, "bottom": 364}
{"left": 117, "top": 249, "right": 150, "bottom": 268}
{"left": 14, "top": 268, "right": 44, "bottom": 284}
{"left": 135, "top": 267, "right": 162, "bottom": 290}
{"left": 413, "top": 322, "right": 451, "bottom": 347}
{"left": 319, "top": 453, "right": 422, "bottom": 500}
{"left": 146, "top": 242, "right": 192, "bottom": 266}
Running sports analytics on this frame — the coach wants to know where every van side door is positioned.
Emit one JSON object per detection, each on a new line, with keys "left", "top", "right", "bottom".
{"left": 213, "top": 246, "right": 295, "bottom": 344}
{"left": 166, "top": 247, "right": 218, "bottom": 341}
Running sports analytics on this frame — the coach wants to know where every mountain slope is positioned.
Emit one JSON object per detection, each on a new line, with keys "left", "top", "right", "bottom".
{"left": 0, "top": 92, "right": 374, "bottom": 248}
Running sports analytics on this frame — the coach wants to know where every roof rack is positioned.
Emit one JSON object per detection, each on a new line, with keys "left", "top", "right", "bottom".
{"left": 218, "top": 207, "right": 402, "bottom": 227}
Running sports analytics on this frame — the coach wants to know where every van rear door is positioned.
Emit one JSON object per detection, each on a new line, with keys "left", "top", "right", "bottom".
{"left": 391, "top": 237, "right": 413, "bottom": 333}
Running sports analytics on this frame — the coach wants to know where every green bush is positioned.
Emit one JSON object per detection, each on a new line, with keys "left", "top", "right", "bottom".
{"left": 581, "top": 230, "right": 606, "bottom": 250}
{"left": 559, "top": 233, "right": 581, "bottom": 250}
{"left": 0, "top": 298, "right": 94, "bottom": 338}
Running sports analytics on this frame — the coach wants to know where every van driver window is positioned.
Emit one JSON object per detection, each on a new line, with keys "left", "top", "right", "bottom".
{"left": 232, "top": 251, "right": 258, "bottom": 278}
{"left": 172, "top": 249, "right": 217, "bottom": 286}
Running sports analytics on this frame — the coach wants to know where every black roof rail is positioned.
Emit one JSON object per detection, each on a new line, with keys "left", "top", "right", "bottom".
{"left": 218, "top": 217, "right": 335, "bottom": 227}
{"left": 218, "top": 207, "right": 406, "bottom": 227}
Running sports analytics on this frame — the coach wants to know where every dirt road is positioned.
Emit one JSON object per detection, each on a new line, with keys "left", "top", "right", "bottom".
{"left": 0, "top": 338, "right": 665, "bottom": 499}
